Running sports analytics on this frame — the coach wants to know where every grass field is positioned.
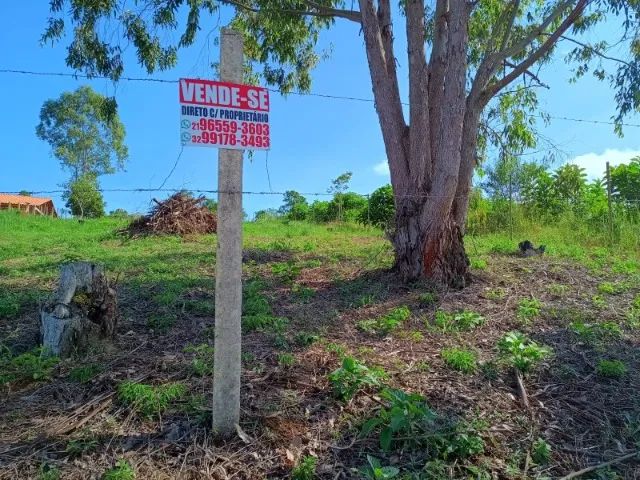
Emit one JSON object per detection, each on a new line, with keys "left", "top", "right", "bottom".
{"left": 1, "top": 210, "right": 639, "bottom": 479}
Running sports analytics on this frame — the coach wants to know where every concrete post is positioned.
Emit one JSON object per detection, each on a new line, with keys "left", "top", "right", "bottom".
{"left": 212, "top": 27, "right": 244, "bottom": 437}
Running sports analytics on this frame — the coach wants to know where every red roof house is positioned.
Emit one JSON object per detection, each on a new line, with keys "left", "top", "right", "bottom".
{"left": 0, "top": 194, "right": 58, "bottom": 217}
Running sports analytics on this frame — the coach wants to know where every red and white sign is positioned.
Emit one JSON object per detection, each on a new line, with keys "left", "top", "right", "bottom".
{"left": 179, "top": 78, "right": 271, "bottom": 150}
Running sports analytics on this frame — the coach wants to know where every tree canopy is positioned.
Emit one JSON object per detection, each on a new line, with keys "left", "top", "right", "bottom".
{"left": 36, "top": 85, "right": 128, "bottom": 180}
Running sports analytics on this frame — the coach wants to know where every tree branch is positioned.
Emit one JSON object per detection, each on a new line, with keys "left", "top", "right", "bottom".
{"left": 220, "top": 0, "right": 362, "bottom": 23}
{"left": 357, "top": 0, "right": 408, "bottom": 189}
{"left": 555, "top": 34, "right": 633, "bottom": 66}
{"left": 406, "top": 0, "right": 430, "bottom": 188}
{"left": 486, "top": 0, "right": 589, "bottom": 98}
{"left": 495, "top": 0, "right": 576, "bottom": 62}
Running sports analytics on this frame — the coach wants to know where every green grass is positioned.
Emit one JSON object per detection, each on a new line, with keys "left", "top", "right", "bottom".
{"left": 441, "top": 348, "right": 477, "bottom": 374}
{"left": 183, "top": 343, "right": 215, "bottom": 376}
{"left": 117, "top": 381, "right": 187, "bottom": 418}
{"left": 596, "top": 359, "right": 627, "bottom": 378}
{"left": 0, "top": 347, "right": 59, "bottom": 386}
{"left": 68, "top": 364, "right": 103, "bottom": 383}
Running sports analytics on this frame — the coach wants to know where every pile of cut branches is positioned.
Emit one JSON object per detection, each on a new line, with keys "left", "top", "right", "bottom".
{"left": 124, "top": 192, "right": 217, "bottom": 236}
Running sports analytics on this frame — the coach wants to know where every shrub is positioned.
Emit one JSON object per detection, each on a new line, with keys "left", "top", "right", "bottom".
{"left": 359, "top": 184, "right": 394, "bottom": 228}
{"left": 360, "top": 388, "right": 485, "bottom": 459}
{"left": 118, "top": 381, "right": 186, "bottom": 418}
{"left": 570, "top": 321, "right": 622, "bottom": 344}
{"left": 328, "top": 356, "right": 386, "bottom": 401}
{"left": 441, "top": 348, "right": 477, "bottom": 374}
{"left": 65, "top": 438, "right": 99, "bottom": 457}
{"left": 64, "top": 174, "right": 105, "bottom": 218}
{"left": 596, "top": 359, "right": 627, "bottom": 378}
{"left": 498, "top": 332, "right": 550, "bottom": 373}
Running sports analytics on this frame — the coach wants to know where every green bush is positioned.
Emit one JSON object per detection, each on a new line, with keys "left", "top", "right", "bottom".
{"left": 359, "top": 184, "right": 394, "bottom": 227}
{"left": 360, "top": 388, "right": 437, "bottom": 451}
{"left": 64, "top": 174, "right": 105, "bottom": 218}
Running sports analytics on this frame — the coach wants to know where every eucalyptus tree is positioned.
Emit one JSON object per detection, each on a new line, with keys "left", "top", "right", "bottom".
{"left": 43, "top": 0, "right": 640, "bottom": 286}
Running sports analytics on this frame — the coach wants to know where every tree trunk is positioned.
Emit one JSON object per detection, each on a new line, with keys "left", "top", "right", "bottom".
{"left": 392, "top": 198, "right": 470, "bottom": 288}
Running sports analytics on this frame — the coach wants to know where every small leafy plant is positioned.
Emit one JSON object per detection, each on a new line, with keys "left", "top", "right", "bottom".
{"left": 531, "top": 438, "right": 552, "bottom": 465}
{"left": 358, "top": 455, "right": 399, "bottom": 480}
{"left": 294, "top": 331, "right": 320, "bottom": 347}
{"left": 277, "top": 352, "right": 295, "bottom": 367}
{"left": 65, "top": 437, "right": 99, "bottom": 457}
{"left": 184, "top": 343, "right": 215, "bottom": 376}
{"left": 118, "top": 381, "right": 186, "bottom": 418}
{"left": 596, "top": 359, "right": 627, "bottom": 378}
{"left": 291, "top": 455, "right": 317, "bottom": 480}
{"left": 517, "top": 298, "right": 542, "bottom": 323}
{"left": 271, "top": 260, "right": 301, "bottom": 283}
{"left": 37, "top": 465, "right": 61, "bottom": 480}
{"left": 498, "top": 332, "right": 550, "bottom": 374}
{"left": 328, "top": 356, "right": 386, "bottom": 401}
{"left": 103, "top": 459, "right": 135, "bottom": 480}
{"left": 360, "top": 388, "right": 437, "bottom": 451}
{"left": 570, "top": 321, "right": 622, "bottom": 345}
{"left": 357, "top": 306, "right": 411, "bottom": 335}
{"left": 441, "top": 347, "right": 477, "bottom": 374}
{"left": 434, "top": 310, "right": 484, "bottom": 332}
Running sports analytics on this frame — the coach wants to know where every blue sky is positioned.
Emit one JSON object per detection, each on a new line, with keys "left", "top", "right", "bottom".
{"left": 1, "top": 2, "right": 639, "bottom": 216}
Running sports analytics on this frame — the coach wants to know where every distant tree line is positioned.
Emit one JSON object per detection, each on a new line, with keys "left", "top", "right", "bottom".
{"left": 469, "top": 157, "right": 640, "bottom": 236}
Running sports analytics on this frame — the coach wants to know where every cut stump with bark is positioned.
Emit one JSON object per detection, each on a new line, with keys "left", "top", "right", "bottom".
{"left": 40, "top": 262, "right": 118, "bottom": 357}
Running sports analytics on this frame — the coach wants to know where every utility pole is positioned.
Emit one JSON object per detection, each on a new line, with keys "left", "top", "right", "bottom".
{"left": 606, "top": 161, "right": 614, "bottom": 246}
{"left": 212, "top": 28, "right": 244, "bottom": 437}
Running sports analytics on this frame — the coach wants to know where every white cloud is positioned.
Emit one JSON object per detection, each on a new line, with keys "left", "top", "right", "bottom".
{"left": 373, "top": 160, "right": 389, "bottom": 176}
{"left": 569, "top": 148, "right": 640, "bottom": 179}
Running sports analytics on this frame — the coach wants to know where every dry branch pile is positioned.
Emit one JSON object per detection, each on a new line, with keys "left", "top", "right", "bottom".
{"left": 124, "top": 192, "right": 217, "bottom": 236}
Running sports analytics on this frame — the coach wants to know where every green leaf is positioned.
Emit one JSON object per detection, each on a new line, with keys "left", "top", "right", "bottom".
{"left": 380, "top": 427, "right": 393, "bottom": 451}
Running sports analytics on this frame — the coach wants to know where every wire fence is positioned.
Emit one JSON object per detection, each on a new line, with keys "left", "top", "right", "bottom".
{"left": 2, "top": 68, "right": 640, "bottom": 129}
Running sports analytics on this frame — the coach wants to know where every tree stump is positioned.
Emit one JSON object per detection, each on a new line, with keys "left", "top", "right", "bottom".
{"left": 40, "top": 262, "right": 118, "bottom": 357}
